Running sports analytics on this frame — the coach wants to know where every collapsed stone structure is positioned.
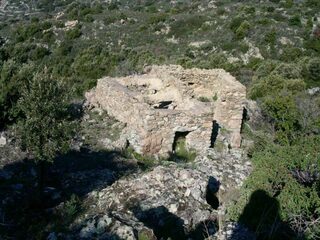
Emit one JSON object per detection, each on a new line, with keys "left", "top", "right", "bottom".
{"left": 86, "top": 65, "right": 246, "bottom": 157}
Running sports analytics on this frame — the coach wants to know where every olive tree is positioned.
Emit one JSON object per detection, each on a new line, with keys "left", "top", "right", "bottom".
{"left": 17, "top": 69, "right": 76, "bottom": 193}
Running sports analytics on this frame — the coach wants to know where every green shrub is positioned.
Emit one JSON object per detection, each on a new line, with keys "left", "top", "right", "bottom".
{"left": 122, "top": 147, "right": 156, "bottom": 169}
{"left": 0, "top": 60, "right": 18, "bottom": 126}
{"left": 249, "top": 74, "right": 305, "bottom": 99}
{"left": 212, "top": 93, "right": 218, "bottom": 101}
{"left": 146, "top": 5, "right": 158, "bottom": 13}
{"left": 246, "top": 130, "right": 273, "bottom": 157}
{"left": 254, "top": 60, "right": 278, "bottom": 79}
{"left": 262, "top": 94, "right": 300, "bottom": 144}
{"left": 281, "top": 0, "right": 294, "bottom": 8}
{"left": 83, "top": 14, "right": 94, "bottom": 22}
{"left": 30, "top": 46, "right": 50, "bottom": 61}
{"left": 286, "top": 79, "right": 307, "bottom": 92}
{"left": 271, "top": 12, "right": 287, "bottom": 22}
{"left": 217, "top": 8, "right": 226, "bottom": 15}
{"left": 307, "top": 58, "right": 320, "bottom": 81}
{"left": 198, "top": 96, "right": 210, "bottom": 102}
{"left": 272, "top": 63, "right": 302, "bottom": 79}
{"left": 228, "top": 136, "right": 320, "bottom": 239}
{"left": 242, "top": 6, "right": 255, "bottom": 15}
{"left": 60, "top": 194, "right": 82, "bottom": 224}
{"left": 239, "top": 43, "right": 249, "bottom": 53}
{"left": 264, "top": 28, "right": 277, "bottom": 45}
{"left": 305, "top": 0, "right": 320, "bottom": 7}
{"left": 138, "top": 231, "right": 154, "bottom": 240}
{"left": 304, "top": 37, "right": 320, "bottom": 53}
{"left": 230, "top": 16, "right": 245, "bottom": 32}
{"left": 295, "top": 93, "right": 320, "bottom": 133}
{"left": 13, "top": 21, "right": 53, "bottom": 42}
{"left": 0, "top": 60, "right": 38, "bottom": 128}
{"left": 266, "top": 6, "right": 275, "bottom": 12}
{"left": 289, "top": 15, "right": 301, "bottom": 26}
{"left": 256, "top": 18, "right": 271, "bottom": 25}
{"left": 65, "top": 26, "right": 82, "bottom": 40}
{"left": 279, "top": 46, "right": 303, "bottom": 62}
{"left": 148, "top": 13, "right": 168, "bottom": 24}
{"left": 169, "top": 15, "right": 206, "bottom": 37}
{"left": 172, "top": 137, "right": 197, "bottom": 162}
{"left": 107, "top": 2, "right": 119, "bottom": 10}
{"left": 221, "top": 41, "right": 237, "bottom": 51}
{"left": 195, "top": 52, "right": 230, "bottom": 70}
{"left": 235, "top": 20, "right": 251, "bottom": 39}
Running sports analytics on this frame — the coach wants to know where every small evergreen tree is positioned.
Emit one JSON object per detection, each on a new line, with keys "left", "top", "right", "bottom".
{"left": 17, "top": 69, "right": 75, "bottom": 194}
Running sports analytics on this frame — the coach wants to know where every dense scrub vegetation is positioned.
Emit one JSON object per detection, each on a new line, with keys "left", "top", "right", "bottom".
{"left": 0, "top": 0, "right": 320, "bottom": 239}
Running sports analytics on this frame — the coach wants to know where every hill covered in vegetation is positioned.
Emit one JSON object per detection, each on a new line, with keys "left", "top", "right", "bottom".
{"left": 0, "top": 0, "right": 320, "bottom": 239}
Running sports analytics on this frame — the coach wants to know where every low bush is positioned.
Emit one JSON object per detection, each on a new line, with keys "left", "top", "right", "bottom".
{"left": 171, "top": 137, "right": 197, "bottom": 162}
{"left": 279, "top": 46, "right": 303, "bottom": 62}
{"left": 249, "top": 74, "right": 305, "bottom": 100}
{"left": 228, "top": 136, "right": 320, "bottom": 239}
{"left": 264, "top": 28, "right": 277, "bottom": 45}
{"left": 262, "top": 94, "right": 300, "bottom": 144}
{"left": 306, "top": 58, "right": 320, "bottom": 82}
{"left": 289, "top": 15, "right": 301, "bottom": 26}
{"left": 148, "top": 13, "right": 168, "bottom": 25}
{"left": 65, "top": 26, "right": 82, "bottom": 40}
{"left": 272, "top": 63, "right": 302, "bottom": 79}
{"left": 304, "top": 37, "right": 320, "bottom": 53}
{"left": 169, "top": 15, "right": 206, "bottom": 37}
{"left": 235, "top": 21, "right": 251, "bottom": 39}
{"left": 60, "top": 194, "right": 82, "bottom": 224}
{"left": 198, "top": 96, "right": 210, "bottom": 102}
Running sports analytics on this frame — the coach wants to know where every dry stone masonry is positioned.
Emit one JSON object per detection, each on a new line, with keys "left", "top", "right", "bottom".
{"left": 86, "top": 65, "right": 246, "bottom": 157}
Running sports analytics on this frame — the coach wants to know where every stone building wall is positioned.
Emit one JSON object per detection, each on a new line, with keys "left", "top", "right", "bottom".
{"left": 85, "top": 65, "right": 246, "bottom": 157}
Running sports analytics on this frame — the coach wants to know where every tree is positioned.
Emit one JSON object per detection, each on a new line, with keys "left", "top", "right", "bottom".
{"left": 17, "top": 69, "right": 76, "bottom": 194}
{"left": 0, "top": 60, "right": 18, "bottom": 127}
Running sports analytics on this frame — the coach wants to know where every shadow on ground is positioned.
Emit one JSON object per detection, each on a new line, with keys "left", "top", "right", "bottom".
{"left": 0, "top": 147, "right": 139, "bottom": 239}
{"left": 230, "top": 189, "right": 299, "bottom": 240}
{"left": 132, "top": 205, "right": 218, "bottom": 240}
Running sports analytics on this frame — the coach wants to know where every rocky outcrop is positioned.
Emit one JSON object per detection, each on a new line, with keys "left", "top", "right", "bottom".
{"left": 73, "top": 149, "right": 252, "bottom": 239}
{"left": 86, "top": 65, "right": 246, "bottom": 157}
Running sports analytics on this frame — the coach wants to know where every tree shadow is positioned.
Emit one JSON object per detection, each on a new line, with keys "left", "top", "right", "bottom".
{"left": 51, "top": 147, "right": 138, "bottom": 196}
{"left": 132, "top": 205, "right": 186, "bottom": 240}
{"left": 132, "top": 205, "right": 218, "bottom": 240}
{"left": 231, "top": 189, "right": 298, "bottom": 240}
{"left": 188, "top": 219, "right": 218, "bottom": 240}
{"left": 0, "top": 147, "right": 139, "bottom": 239}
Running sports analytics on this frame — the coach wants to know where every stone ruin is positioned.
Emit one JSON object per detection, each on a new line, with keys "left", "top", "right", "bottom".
{"left": 86, "top": 65, "right": 246, "bottom": 157}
